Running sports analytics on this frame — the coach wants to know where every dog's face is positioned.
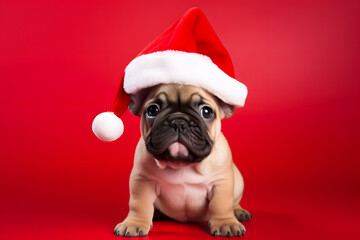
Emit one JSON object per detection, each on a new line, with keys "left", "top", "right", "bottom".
{"left": 129, "top": 84, "right": 234, "bottom": 165}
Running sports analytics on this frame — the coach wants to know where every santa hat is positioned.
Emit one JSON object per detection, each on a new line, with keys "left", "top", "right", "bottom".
{"left": 92, "top": 7, "right": 247, "bottom": 142}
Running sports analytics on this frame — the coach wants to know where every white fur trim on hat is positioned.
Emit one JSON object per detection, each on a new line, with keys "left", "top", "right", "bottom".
{"left": 92, "top": 112, "right": 124, "bottom": 142}
{"left": 124, "top": 50, "right": 248, "bottom": 107}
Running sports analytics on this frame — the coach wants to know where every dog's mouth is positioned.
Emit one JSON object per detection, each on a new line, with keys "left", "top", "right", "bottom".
{"left": 153, "top": 142, "right": 197, "bottom": 168}
{"left": 168, "top": 142, "right": 189, "bottom": 159}
{"left": 148, "top": 134, "right": 211, "bottom": 165}
{"left": 151, "top": 140, "right": 203, "bottom": 164}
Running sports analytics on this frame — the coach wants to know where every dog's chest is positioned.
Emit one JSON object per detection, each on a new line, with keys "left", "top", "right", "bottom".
{"left": 151, "top": 166, "right": 212, "bottom": 222}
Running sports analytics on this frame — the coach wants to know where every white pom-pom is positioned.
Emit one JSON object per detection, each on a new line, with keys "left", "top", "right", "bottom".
{"left": 92, "top": 112, "right": 124, "bottom": 142}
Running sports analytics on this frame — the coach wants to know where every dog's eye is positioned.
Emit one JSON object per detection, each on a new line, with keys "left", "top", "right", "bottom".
{"left": 200, "top": 106, "right": 214, "bottom": 119}
{"left": 146, "top": 104, "right": 160, "bottom": 118}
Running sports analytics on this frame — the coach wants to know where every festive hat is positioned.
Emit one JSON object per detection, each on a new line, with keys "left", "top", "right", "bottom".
{"left": 92, "top": 7, "right": 248, "bottom": 141}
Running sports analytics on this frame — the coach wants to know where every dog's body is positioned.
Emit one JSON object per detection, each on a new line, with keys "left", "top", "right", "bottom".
{"left": 114, "top": 84, "right": 251, "bottom": 237}
{"left": 130, "top": 132, "right": 244, "bottom": 223}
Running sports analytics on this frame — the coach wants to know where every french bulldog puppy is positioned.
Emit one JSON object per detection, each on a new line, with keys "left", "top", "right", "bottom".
{"left": 114, "top": 83, "right": 251, "bottom": 237}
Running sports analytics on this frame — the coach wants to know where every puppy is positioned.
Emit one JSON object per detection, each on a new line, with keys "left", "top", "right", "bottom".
{"left": 114, "top": 83, "right": 251, "bottom": 237}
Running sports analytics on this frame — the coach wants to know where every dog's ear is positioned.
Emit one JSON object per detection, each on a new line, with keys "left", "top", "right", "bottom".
{"left": 129, "top": 88, "right": 151, "bottom": 116}
{"left": 217, "top": 100, "right": 235, "bottom": 119}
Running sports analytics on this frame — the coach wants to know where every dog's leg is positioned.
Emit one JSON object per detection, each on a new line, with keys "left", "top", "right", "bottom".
{"left": 234, "top": 204, "right": 252, "bottom": 222}
{"left": 208, "top": 178, "right": 246, "bottom": 237}
{"left": 114, "top": 178, "right": 156, "bottom": 237}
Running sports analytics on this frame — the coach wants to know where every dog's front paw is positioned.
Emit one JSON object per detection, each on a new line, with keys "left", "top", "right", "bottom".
{"left": 209, "top": 218, "right": 246, "bottom": 237}
{"left": 113, "top": 219, "right": 151, "bottom": 237}
{"left": 234, "top": 208, "right": 252, "bottom": 222}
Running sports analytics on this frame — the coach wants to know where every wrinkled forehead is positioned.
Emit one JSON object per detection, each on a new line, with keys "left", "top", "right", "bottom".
{"left": 148, "top": 84, "right": 216, "bottom": 105}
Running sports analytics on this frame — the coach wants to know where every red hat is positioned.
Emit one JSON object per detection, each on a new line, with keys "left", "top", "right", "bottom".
{"left": 92, "top": 7, "right": 247, "bottom": 141}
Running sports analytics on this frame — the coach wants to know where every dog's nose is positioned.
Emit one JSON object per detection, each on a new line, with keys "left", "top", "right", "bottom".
{"left": 170, "top": 119, "right": 188, "bottom": 133}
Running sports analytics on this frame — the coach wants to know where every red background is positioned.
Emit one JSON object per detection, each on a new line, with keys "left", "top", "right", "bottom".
{"left": 1, "top": 0, "right": 360, "bottom": 239}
